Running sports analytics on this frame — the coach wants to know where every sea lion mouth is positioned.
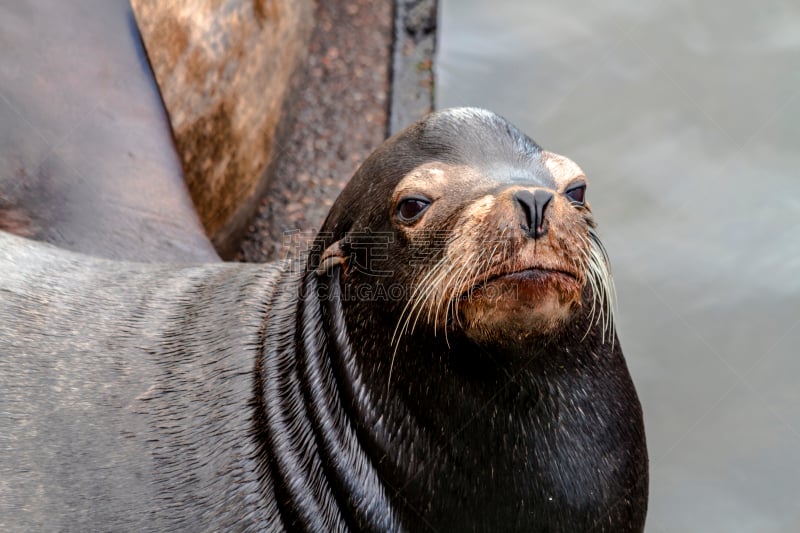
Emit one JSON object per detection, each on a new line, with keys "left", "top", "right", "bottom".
{"left": 460, "top": 265, "right": 581, "bottom": 301}
{"left": 483, "top": 267, "right": 578, "bottom": 285}
{"left": 448, "top": 261, "right": 585, "bottom": 346}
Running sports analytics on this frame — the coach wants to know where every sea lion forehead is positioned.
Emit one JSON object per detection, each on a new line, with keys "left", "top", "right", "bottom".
{"left": 394, "top": 159, "right": 564, "bottom": 198}
{"left": 419, "top": 108, "right": 581, "bottom": 189}
{"left": 541, "top": 151, "right": 587, "bottom": 187}
{"left": 394, "top": 162, "right": 484, "bottom": 197}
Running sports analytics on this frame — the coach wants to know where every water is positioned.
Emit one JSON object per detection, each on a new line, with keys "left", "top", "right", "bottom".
{"left": 438, "top": 1, "right": 800, "bottom": 531}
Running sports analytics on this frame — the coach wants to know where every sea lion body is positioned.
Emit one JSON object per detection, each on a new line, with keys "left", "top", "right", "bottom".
{"left": 0, "top": 0, "right": 218, "bottom": 263}
{"left": 0, "top": 232, "right": 284, "bottom": 530}
{"left": 0, "top": 108, "right": 647, "bottom": 531}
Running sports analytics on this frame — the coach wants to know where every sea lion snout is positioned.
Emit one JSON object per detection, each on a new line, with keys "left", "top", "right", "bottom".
{"left": 513, "top": 188, "right": 553, "bottom": 239}
{"left": 451, "top": 196, "right": 585, "bottom": 346}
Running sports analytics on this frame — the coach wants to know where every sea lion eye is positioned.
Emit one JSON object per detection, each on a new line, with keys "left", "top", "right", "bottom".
{"left": 565, "top": 184, "right": 586, "bottom": 206}
{"left": 397, "top": 197, "right": 431, "bottom": 222}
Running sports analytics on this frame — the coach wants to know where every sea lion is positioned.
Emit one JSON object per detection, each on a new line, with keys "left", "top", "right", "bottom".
{"left": 0, "top": 108, "right": 647, "bottom": 532}
{"left": 0, "top": 0, "right": 218, "bottom": 263}
{"left": 131, "top": 0, "right": 314, "bottom": 257}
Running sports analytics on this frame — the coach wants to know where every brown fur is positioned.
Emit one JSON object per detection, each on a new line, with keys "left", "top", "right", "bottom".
{"left": 0, "top": 199, "right": 34, "bottom": 238}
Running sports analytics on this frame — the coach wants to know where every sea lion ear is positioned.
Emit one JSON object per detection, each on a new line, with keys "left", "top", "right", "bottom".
{"left": 315, "top": 239, "right": 348, "bottom": 277}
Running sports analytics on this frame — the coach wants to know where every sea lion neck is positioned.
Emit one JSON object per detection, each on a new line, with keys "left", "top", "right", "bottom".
{"left": 256, "top": 264, "right": 402, "bottom": 531}
{"left": 319, "top": 266, "right": 643, "bottom": 531}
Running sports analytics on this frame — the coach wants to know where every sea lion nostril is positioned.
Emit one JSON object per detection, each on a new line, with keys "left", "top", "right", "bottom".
{"left": 514, "top": 190, "right": 535, "bottom": 232}
{"left": 514, "top": 189, "right": 553, "bottom": 238}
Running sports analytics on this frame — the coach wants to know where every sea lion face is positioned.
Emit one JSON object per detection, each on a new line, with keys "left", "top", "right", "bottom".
{"left": 318, "top": 108, "right": 614, "bottom": 353}
{"left": 389, "top": 153, "right": 608, "bottom": 349}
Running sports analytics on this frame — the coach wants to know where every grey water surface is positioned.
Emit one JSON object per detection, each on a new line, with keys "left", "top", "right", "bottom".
{"left": 438, "top": 1, "right": 800, "bottom": 531}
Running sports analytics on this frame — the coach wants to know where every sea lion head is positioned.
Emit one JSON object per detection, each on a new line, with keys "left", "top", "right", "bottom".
{"left": 314, "top": 107, "right": 614, "bottom": 356}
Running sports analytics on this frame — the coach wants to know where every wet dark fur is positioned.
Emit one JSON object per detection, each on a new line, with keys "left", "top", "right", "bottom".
{"left": 0, "top": 109, "right": 647, "bottom": 531}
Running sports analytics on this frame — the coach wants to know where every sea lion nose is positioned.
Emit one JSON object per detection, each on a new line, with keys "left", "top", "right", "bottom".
{"left": 514, "top": 189, "right": 553, "bottom": 239}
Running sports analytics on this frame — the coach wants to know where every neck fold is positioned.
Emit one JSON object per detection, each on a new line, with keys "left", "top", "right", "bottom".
{"left": 258, "top": 267, "right": 401, "bottom": 532}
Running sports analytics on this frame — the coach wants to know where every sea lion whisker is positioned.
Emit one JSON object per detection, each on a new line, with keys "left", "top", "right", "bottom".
{"left": 447, "top": 247, "right": 488, "bottom": 335}
{"left": 391, "top": 254, "right": 451, "bottom": 346}
{"left": 589, "top": 256, "right": 606, "bottom": 339}
{"left": 388, "top": 255, "right": 463, "bottom": 390}
{"left": 413, "top": 255, "right": 463, "bottom": 336}
{"left": 445, "top": 226, "right": 512, "bottom": 336}
{"left": 392, "top": 252, "right": 463, "bottom": 372}
{"left": 454, "top": 231, "right": 501, "bottom": 323}
{"left": 438, "top": 249, "right": 480, "bottom": 348}
{"left": 578, "top": 235, "right": 601, "bottom": 342}
{"left": 592, "top": 236, "right": 614, "bottom": 342}
{"left": 447, "top": 246, "right": 484, "bottom": 320}
{"left": 458, "top": 230, "right": 506, "bottom": 315}
{"left": 438, "top": 247, "right": 482, "bottom": 333}
{"left": 416, "top": 250, "right": 470, "bottom": 331}
{"left": 425, "top": 248, "right": 468, "bottom": 336}
{"left": 433, "top": 257, "right": 463, "bottom": 339}
{"left": 585, "top": 230, "right": 616, "bottom": 344}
